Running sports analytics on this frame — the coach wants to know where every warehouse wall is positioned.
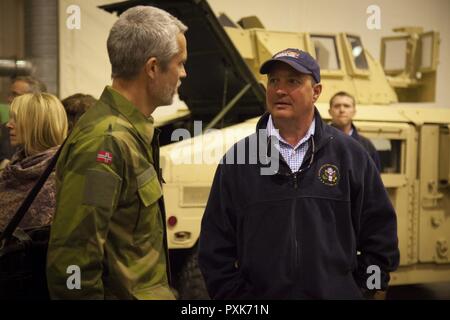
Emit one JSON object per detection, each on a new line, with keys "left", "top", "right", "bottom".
{"left": 58, "top": 0, "right": 116, "bottom": 100}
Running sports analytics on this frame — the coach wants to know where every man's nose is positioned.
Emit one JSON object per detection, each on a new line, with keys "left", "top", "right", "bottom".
{"left": 275, "top": 86, "right": 288, "bottom": 96}
{"left": 180, "top": 65, "right": 187, "bottom": 79}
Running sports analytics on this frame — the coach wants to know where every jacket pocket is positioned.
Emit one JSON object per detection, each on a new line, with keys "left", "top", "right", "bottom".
{"left": 239, "top": 200, "right": 295, "bottom": 296}
{"left": 137, "top": 165, "right": 162, "bottom": 207}
{"left": 133, "top": 165, "right": 163, "bottom": 244}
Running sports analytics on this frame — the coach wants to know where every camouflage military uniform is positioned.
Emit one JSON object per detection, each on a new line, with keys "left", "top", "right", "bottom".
{"left": 47, "top": 86, "right": 174, "bottom": 300}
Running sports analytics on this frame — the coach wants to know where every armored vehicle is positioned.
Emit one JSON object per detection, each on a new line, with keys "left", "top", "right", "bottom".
{"left": 101, "top": 0, "right": 450, "bottom": 298}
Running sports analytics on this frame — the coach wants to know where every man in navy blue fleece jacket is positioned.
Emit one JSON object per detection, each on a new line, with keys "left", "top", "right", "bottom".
{"left": 328, "top": 91, "right": 381, "bottom": 171}
{"left": 198, "top": 48, "right": 399, "bottom": 299}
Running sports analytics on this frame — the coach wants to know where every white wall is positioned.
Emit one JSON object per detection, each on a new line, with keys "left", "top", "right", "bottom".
{"left": 59, "top": 0, "right": 116, "bottom": 99}
{"left": 59, "top": 0, "right": 450, "bottom": 107}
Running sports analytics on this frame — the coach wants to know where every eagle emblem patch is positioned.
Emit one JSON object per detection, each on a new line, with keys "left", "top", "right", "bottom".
{"left": 318, "top": 164, "right": 340, "bottom": 186}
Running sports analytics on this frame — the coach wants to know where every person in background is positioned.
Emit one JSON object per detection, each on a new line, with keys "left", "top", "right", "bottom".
{"left": 7, "top": 76, "right": 48, "bottom": 104}
{"left": 0, "top": 93, "right": 68, "bottom": 230}
{"left": 328, "top": 91, "right": 381, "bottom": 170}
{"left": 61, "top": 93, "right": 97, "bottom": 131}
{"left": 1, "top": 76, "right": 48, "bottom": 165}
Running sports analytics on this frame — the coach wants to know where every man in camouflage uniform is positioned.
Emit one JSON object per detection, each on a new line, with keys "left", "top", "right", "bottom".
{"left": 46, "top": 6, "right": 187, "bottom": 299}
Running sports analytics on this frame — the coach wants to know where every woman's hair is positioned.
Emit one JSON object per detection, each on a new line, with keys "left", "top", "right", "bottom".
{"left": 61, "top": 93, "right": 97, "bottom": 131}
{"left": 10, "top": 93, "right": 68, "bottom": 155}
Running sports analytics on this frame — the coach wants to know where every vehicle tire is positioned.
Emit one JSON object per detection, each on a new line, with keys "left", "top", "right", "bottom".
{"left": 175, "top": 250, "right": 210, "bottom": 300}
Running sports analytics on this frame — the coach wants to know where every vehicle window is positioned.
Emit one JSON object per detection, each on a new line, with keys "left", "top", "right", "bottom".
{"left": 420, "top": 33, "right": 433, "bottom": 70}
{"left": 383, "top": 38, "right": 407, "bottom": 72}
{"left": 439, "top": 126, "right": 449, "bottom": 185}
{"left": 371, "top": 138, "right": 402, "bottom": 173}
{"left": 311, "top": 35, "right": 340, "bottom": 70}
{"left": 346, "top": 35, "right": 369, "bottom": 70}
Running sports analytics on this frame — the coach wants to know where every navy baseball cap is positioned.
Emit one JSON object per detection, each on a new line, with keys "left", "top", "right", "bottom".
{"left": 259, "top": 48, "right": 321, "bottom": 83}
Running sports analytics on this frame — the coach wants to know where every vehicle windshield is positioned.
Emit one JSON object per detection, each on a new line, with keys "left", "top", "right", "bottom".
{"left": 311, "top": 35, "right": 340, "bottom": 70}
{"left": 371, "top": 138, "right": 402, "bottom": 173}
{"left": 346, "top": 35, "right": 369, "bottom": 70}
{"left": 383, "top": 38, "right": 407, "bottom": 72}
{"left": 420, "top": 33, "right": 433, "bottom": 70}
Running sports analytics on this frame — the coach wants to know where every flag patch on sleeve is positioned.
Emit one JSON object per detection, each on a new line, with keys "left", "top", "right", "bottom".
{"left": 96, "top": 150, "right": 113, "bottom": 165}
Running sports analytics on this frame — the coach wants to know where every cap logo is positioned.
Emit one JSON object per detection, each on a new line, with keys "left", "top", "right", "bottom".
{"left": 274, "top": 50, "right": 300, "bottom": 59}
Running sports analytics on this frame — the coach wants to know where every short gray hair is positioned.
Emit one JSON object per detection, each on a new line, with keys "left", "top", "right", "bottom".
{"left": 107, "top": 6, "right": 187, "bottom": 79}
{"left": 12, "top": 76, "right": 47, "bottom": 93}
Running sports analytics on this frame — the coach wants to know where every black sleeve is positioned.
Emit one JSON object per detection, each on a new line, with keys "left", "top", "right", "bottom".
{"left": 353, "top": 156, "right": 400, "bottom": 291}
{"left": 198, "top": 163, "right": 254, "bottom": 299}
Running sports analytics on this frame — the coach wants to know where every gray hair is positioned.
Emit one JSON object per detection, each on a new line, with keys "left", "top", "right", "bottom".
{"left": 12, "top": 76, "right": 47, "bottom": 93}
{"left": 107, "top": 6, "right": 187, "bottom": 79}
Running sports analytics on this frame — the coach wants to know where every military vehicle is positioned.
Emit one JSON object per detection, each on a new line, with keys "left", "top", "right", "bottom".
{"left": 101, "top": 0, "right": 450, "bottom": 298}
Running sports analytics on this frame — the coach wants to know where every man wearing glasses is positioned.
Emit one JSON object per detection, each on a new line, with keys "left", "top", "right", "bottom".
{"left": 199, "top": 48, "right": 399, "bottom": 299}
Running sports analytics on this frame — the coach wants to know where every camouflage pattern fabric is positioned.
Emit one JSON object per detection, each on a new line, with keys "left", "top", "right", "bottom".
{"left": 47, "top": 86, "right": 174, "bottom": 300}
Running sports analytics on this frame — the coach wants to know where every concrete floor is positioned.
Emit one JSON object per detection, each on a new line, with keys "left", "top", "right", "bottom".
{"left": 386, "top": 282, "right": 450, "bottom": 300}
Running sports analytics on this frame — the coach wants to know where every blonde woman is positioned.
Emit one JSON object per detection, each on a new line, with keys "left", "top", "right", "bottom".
{"left": 0, "top": 93, "right": 68, "bottom": 230}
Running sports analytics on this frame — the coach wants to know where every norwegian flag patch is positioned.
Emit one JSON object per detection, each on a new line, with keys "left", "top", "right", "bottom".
{"left": 96, "top": 150, "right": 113, "bottom": 165}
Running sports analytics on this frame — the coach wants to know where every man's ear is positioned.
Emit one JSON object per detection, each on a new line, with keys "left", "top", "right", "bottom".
{"left": 145, "top": 57, "right": 158, "bottom": 79}
{"left": 313, "top": 83, "right": 322, "bottom": 103}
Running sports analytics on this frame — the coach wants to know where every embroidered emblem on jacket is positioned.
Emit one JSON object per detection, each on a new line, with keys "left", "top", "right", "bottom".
{"left": 96, "top": 150, "right": 113, "bottom": 165}
{"left": 318, "top": 164, "right": 340, "bottom": 186}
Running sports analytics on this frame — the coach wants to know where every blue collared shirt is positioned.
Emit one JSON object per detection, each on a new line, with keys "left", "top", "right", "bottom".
{"left": 266, "top": 115, "right": 315, "bottom": 172}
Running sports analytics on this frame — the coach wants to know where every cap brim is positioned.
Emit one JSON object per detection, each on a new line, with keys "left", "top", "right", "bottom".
{"left": 259, "top": 58, "right": 313, "bottom": 76}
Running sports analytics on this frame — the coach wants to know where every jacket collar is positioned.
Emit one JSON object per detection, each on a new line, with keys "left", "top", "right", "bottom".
{"left": 256, "top": 107, "right": 333, "bottom": 150}
{"left": 350, "top": 123, "right": 360, "bottom": 139}
{"left": 99, "top": 86, "right": 155, "bottom": 146}
{"left": 255, "top": 107, "right": 334, "bottom": 174}
{"left": 329, "top": 122, "right": 359, "bottom": 139}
